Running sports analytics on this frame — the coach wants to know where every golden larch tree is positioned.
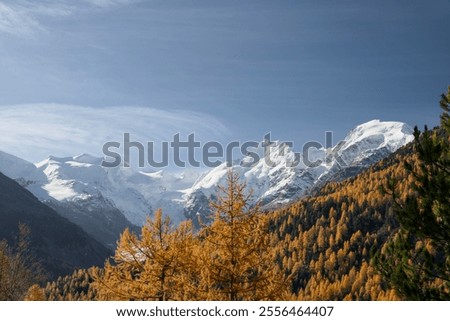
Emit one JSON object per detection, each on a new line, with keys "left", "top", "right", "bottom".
{"left": 93, "top": 209, "right": 197, "bottom": 300}
{"left": 199, "top": 170, "right": 289, "bottom": 300}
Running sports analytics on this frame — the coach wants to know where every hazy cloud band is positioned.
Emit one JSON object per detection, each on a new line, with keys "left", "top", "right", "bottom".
{"left": 0, "top": 104, "right": 230, "bottom": 162}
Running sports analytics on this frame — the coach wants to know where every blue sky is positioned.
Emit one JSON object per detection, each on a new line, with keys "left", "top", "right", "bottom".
{"left": 0, "top": 0, "right": 449, "bottom": 162}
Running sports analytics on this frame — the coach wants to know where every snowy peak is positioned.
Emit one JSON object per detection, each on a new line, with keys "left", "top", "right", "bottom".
{"left": 35, "top": 155, "right": 109, "bottom": 201}
{"left": 342, "top": 120, "right": 413, "bottom": 152}
{"left": 331, "top": 120, "right": 414, "bottom": 168}
{"left": 73, "top": 153, "right": 104, "bottom": 165}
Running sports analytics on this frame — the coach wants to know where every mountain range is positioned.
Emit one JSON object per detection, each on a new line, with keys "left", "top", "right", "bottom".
{"left": 0, "top": 119, "right": 413, "bottom": 249}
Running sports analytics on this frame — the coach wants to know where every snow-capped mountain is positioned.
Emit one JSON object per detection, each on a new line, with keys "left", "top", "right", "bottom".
{"left": 327, "top": 119, "right": 414, "bottom": 168}
{"left": 0, "top": 151, "right": 200, "bottom": 247}
{"left": 0, "top": 120, "right": 413, "bottom": 243}
{"left": 182, "top": 120, "right": 414, "bottom": 221}
{"left": 315, "top": 120, "right": 414, "bottom": 185}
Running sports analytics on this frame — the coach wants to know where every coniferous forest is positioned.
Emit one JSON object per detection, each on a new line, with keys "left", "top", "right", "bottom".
{"left": 1, "top": 87, "right": 449, "bottom": 301}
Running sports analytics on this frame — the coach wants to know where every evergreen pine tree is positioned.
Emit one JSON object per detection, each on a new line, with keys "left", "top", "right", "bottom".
{"left": 374, "top": 86, "right": 450, "bottom": 300}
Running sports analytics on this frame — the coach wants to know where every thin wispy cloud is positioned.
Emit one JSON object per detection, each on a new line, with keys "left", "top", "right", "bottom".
{"left": 0, "top": 0, "right": 139, "bottom": 38}
{"left": 0, "top": 104, "right": 230, "bottom": 163}
{"left": 0, "top": 3, "right": 42, "bottom": 37}
{"left": 84, "top": 0, "right": 140, "bottom": 9}
{"left": 29, "top": 3, "right": 75, "bottom": 18}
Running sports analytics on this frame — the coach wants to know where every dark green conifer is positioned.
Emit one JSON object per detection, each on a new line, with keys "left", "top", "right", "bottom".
{"left": 374, "top": 86, "right": 450, "bottom": 300}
